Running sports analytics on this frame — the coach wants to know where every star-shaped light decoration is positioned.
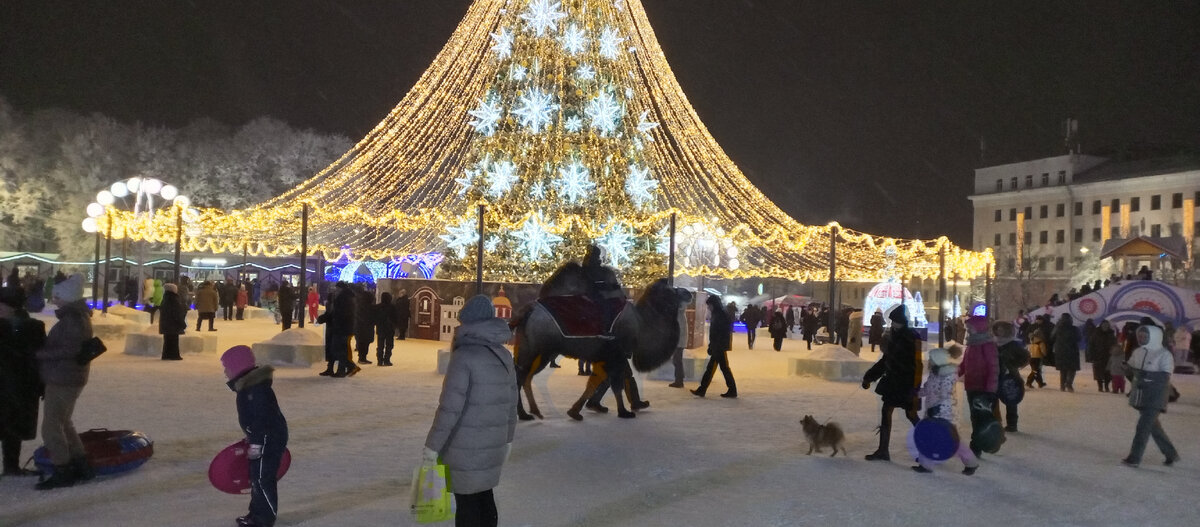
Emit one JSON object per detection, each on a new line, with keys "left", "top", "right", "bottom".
{"left": 624, "top": 164, "right": 658, "bottom": 208}
{"left": 563, "top": 115, "right": 584, "bottom": 133}
{"left": 513, "top": 211, "right": 562, "bottom": 261}
{"left": 576, "top": 63, "right": 596, "bottom": 81}
{"left": 597, "top": 222, "right": 635, "bottom": 267}
{"left": 439, "top": 216, "right": 480, "bottom": 258}
{"left": 467, "top": 96, "right": 503, "bottom": 136}
{"left": 512, "top": 87, "right": 559, "bottom": 133}
{"left": 454, "top": 169, "right": 477, "bottom": 196}
{"left": 559, "top": 23, "right": 588, "bottom": 55}
{"left": 485, "top": 236, "right": 501, "bottom": 253}
{"left": 484, "top": 160, "right": 519, "bottom": 198}
{"left": 636, "top": 110, "right": 660, "bottom": 141}
{"left": 585, "top": 91, "right": 623, "bottom": 136}
{"left": 554, "top": 160, "right": 595, "bottom": 204}
{"left": 529, "top": 180, "right": 546, "bottom": 199}
{"left": 598, "top": 26, "right": 624, "bottom": 60}
{"left": 511, "top": 64, "right": 528, "bottom": 81}
{"left": 490, "top": 27, "right": 514, "bottom": 59}
{"left": 520, "top": 0, "right": 567, "bottom": 37}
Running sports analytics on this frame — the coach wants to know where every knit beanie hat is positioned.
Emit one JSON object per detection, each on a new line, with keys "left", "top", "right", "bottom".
{"left": 928, "top": 348, "right": 951, "bottom": 367}
{"left": 459, "top": 294, "right": 495, "bottom": 324}
{"left": 220, "top": 345, "right": 256, "bottom": 380}
{"left": 52, "top": 273, "right": 84, "bottom": 304}
{"left": 888, "top": 305, "right": 908, "bottom": 325}
{"left": 966, "top": 315, "right": 990, "bottom": 335}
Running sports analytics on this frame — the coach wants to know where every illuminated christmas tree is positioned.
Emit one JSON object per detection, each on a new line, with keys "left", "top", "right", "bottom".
{"left": 104, "top": 0, "right": 994, "bottom": 285}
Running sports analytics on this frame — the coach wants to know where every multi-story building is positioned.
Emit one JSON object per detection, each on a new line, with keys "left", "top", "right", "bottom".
{"left": 969, "top": 153, "right": 1200, "bottom": 312}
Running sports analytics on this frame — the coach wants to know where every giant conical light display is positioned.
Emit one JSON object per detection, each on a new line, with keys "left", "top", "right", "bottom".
{"left": 102, "top": 0, "right": 993, "bottom": 284}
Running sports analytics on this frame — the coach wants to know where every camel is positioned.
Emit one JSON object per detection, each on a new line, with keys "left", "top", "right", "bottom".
{"left": 513, "top": 268, "right": 686, "bottom": 421}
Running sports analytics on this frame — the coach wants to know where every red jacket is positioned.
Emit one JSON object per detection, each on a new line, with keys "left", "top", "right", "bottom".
{"left": 958, "top": 339, "right": 998, "bottom": 393}
{"left": 306, "top": 291, "right": 319, "bottom": 308}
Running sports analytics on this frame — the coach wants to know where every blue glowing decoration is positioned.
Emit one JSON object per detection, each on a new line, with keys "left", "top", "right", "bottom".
{"left": 972, "top": 303, "right": 988, "bottom": 317}
{"left": 324, "top": 247, "right": 444, "bottom": 284}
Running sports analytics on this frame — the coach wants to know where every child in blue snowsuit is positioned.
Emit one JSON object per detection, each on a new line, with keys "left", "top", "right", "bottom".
{"left": 221, "top": 346, "right": 288, "bottom": 527}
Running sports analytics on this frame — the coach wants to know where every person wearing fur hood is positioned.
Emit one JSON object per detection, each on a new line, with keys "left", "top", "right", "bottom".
{"left": 424, "top": 295, "right": 517, "bottom": 527}
{"left": 914, "top": 347, "right": 979, "bottom": 475}
{"left": 221, "top": 346, "right": 288, "bottom": 527}
{"left": 861, "top": 305, "right": 922, "bottom": 462}
{"left": 1121, "top": 324, "right": 1179, "bottom": 468}
{"left": 958, "top": 316, "right": 999, "bottom": 456}
{"left": 992, "top": 321, "right": 1029, "bottom": 432}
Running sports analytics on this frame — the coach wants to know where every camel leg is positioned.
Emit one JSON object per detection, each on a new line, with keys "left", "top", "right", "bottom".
{"left": 516, "top": 355, "right": 545, "bottom": 420}
{"left": 625, "top": 375, "right": 648, "bottom": 411}
{"left": 568, "top": 364, "right": 608, "bottom": 421}
{"left": 607, "top": 362, "right": 636, "bottom": 419}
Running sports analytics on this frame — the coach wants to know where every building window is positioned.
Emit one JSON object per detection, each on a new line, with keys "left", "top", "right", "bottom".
{"left": 1093, "top": 200, "right": 1102, "bottom": 214}
{"left": 994, "top": 233, "right": 1001, "bottom": 246}
{"left": 1194, "top": 191, "right": 1200, "bottom": 204}
{"left": 1092, "top": 228, "right": 1101, "bottom": 241}
{"left": 1130, "top": 226, "right": 1140, "bottom": 237}
{"left": 996, "top": 179, "right": 1003, "bottom": 192}
{"left": 1112, "top": 227, "right": 1120, "bottom": 238}
{"left": 1009, "top": 233, "right": 1017, "bottom": 245}
{"left": 1151, "top": 195, "right": 1161, "bottom": 210}
{"left": 1041, "top": 174, "right": 1049, "bottom": 187}
{"left": 1009, "top": 208, "right": 1017, "bottom": 221}
{"left": 1039, "top": 205, "right": 1048, "bottom": 219}
{"left": 1006, "top": 258, "right": 1015, "bottom": 273}
{"left": 1195, "top": 221, "right": 1200, "bottom": 235}
{"left": 1010, "top": 177, "right": 1018, "bottom": 190}
{"left": 1111, "top": 198, "right": 1120, "bottom": 210}
{"left": 1056, "top": 230, "right": 1065, "bottom": 243}
{"left": 1055, "top": 257, "right": 1064, "bottom": 270}
{"left": 1024, "top": 232, "right": 1032, "bottom": 245}
{"left": 1173, "top": 193, "right": 1183, "bottom": 208}
{"left": 1074, "top": 228, "right": 1083, "bottom": 243}
{"left": 1131, "top": 197, "right": 1140, "bottom": 212}
{"left": 1073, "top": 202, "right": 1082, "bottom": 216}
{"left": 1057, "top": 171, "right": 1066, "bottom": 184}
{"left": 1170, "top": 223, "right": 1182, "bottom": 236}
{"left": 1025, "top": 175, "right": 1033, "bottom": 188}
{"left": 1039, "top": 231, "right": 1048, "bottom": 244}
{"left": 1150, "top": 224, "right": 1161, "bottom": 237}
{"left": 1057, "top": 203, "right": 1066, "bottom": 217}
{"left": 994, "top": 209, "right": 1002, "bottom": 222}
{"left": 1024, "top": 206, "right": 1032, "bottom": 219}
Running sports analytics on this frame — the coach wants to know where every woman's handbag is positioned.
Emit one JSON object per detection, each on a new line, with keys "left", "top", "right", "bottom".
{"left": 1128, "top": 350, "right": 1169, "bottom": 410}
{"left": 76, "top": 337, "right": 107, "bottom": 365}
{"left": 411, "top": 460, "right": 454, "bottom": 523}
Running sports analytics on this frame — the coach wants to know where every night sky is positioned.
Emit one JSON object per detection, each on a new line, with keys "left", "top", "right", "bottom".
{"left": 2, "top": 1, "right": 1198, "bottom": 247}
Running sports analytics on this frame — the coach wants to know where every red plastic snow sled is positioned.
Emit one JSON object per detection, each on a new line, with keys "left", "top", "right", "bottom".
{"left": 33, "top": 428, "right": 154, "bottom": 477}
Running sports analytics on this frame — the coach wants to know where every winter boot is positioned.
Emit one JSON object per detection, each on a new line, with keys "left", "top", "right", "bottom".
{"left": 70, "top": 456, "right": 94, "bottom": 482}
{"left": 865, "top": 425, "right": 891, "bottom": 461}
{"left": 34, "top": 466, "right": 77, "bottom": 490}
{"left": 318, "top": 362, "right": 335, "bottom": 376}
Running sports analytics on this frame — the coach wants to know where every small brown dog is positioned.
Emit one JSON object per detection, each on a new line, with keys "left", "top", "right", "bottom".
{"left": 801, "top": 415, "right": 846, "bottom": 457}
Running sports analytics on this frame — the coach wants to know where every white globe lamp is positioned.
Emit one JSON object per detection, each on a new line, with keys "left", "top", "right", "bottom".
{"left": 110, "top": 181, "right": 129, "bottom": 197}
{"left": 96, "top": 190, "right": 115, "bottom": 206}
{"left": 81, "top": 217, "right": 98, "bottom": 233}
{"left": 160, "top": 184, "right": 178, "bottom": 200}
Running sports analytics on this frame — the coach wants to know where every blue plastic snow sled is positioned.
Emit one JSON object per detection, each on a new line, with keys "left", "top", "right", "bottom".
{"left": 34, "top": 428, "right": 154, "bottom": 477}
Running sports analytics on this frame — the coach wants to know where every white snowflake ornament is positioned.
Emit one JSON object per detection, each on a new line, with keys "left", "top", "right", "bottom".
{"left": 520, "top": 0, "right": 567, "bottom": 37}
{"left": 554, "top": 160, "right": 595, "bottom": 204}
{"left": 512, "top": 87, "right": 559, "bottom": 133}
{"left": 490, "top": 27, "right": 514, "bottom": 59}
{"left": 485, "top": 160, "right": 520, "bottom": 198}
{"left": 468, "top": 96, "right": 503, "bottom": 136}
{"left": 585, "top": 91, "right": 623, "bottom": 136}
{"left": 440, "top": 217, "right": 480, "bottom": 258}
{"left": 624, "top": 164, "right": 658, "bottom": 207}
{"left": 513, "top": 211, "right": 563, "bottom": 261}
{"left": 559, "top": 23, "right": 588, "bottom": 55}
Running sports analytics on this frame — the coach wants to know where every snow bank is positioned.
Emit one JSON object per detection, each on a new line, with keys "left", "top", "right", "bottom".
{"left": 804, "top": 346, "right": 867, "bottom": 361}
{"left": 263, "top": 328, "right": 324, "bottom": 345}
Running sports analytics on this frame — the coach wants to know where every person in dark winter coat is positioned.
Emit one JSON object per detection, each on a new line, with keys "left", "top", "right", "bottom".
{"left": 1121, "top": 325, "right": 1178, "bottom": 467}
{"left": 868, "top": 309, "right": 885, "bottom": 352}
{"left": 784, "top": 306, "right": 796, "bottom": 334}
{"left": 992, "top": 321, "right": 1029, "bottom": 432}
{"left": 1087, "top": 320, "right": 1118, "bottom": 392}
{"left": 277, "top": 283, "right": 296, "bottom": 331}
{"left": 219, "top": 281, "right": 236, "bottom": 321}
{"left": 158, "top": 284, "right": 188, "bottom": 361}
{"left": 767, "top": 309, "right": 788, "bottom": 351}
{"left": 1052, "top": 314, "right": 1081, "bottom": 391}
{"left": 801, "top": 308, "right": 819, "bottom": 350}
{"left": 862, "top": 305, "right": 922, "bottom": 461}
{"left": 740, "top": 304, "right": 763, "bottom": 349}
{"left": 835, "top": 308, "right": 851, "bottom": 347}
{"left": 0, "top": 281, "right": 46, "bottom": 477}
{"left": 373, "top": 292, "right": 397, "bottom": 366}
{"left": 316, "top": 282, "right": 358, "bottom": 377}
{"left": 394, "top": 290, "right": 411, "bottom": 340}
{"left": 353, "top": 287, "right": 375, "bottom": 364}
{"left": 221, "top": 346, "right": 288, "bottom": 527}
{"left": 692, "top": 294, "right": 737, "bottom": 398}
{"left": 424, "top": 295, "right": 517, "bottom": 527}
{"left": 34, "top": 274, "right": 95, "bottom": 490}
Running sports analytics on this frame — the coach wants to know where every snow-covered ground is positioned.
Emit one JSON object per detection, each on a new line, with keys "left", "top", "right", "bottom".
{"left": 3, "top": 314, "right": 1198, "bottom": 526}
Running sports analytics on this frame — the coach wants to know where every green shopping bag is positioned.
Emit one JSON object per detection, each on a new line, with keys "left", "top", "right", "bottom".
{"left": 411, "top": 461, "right": 455, "bottom": 523}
